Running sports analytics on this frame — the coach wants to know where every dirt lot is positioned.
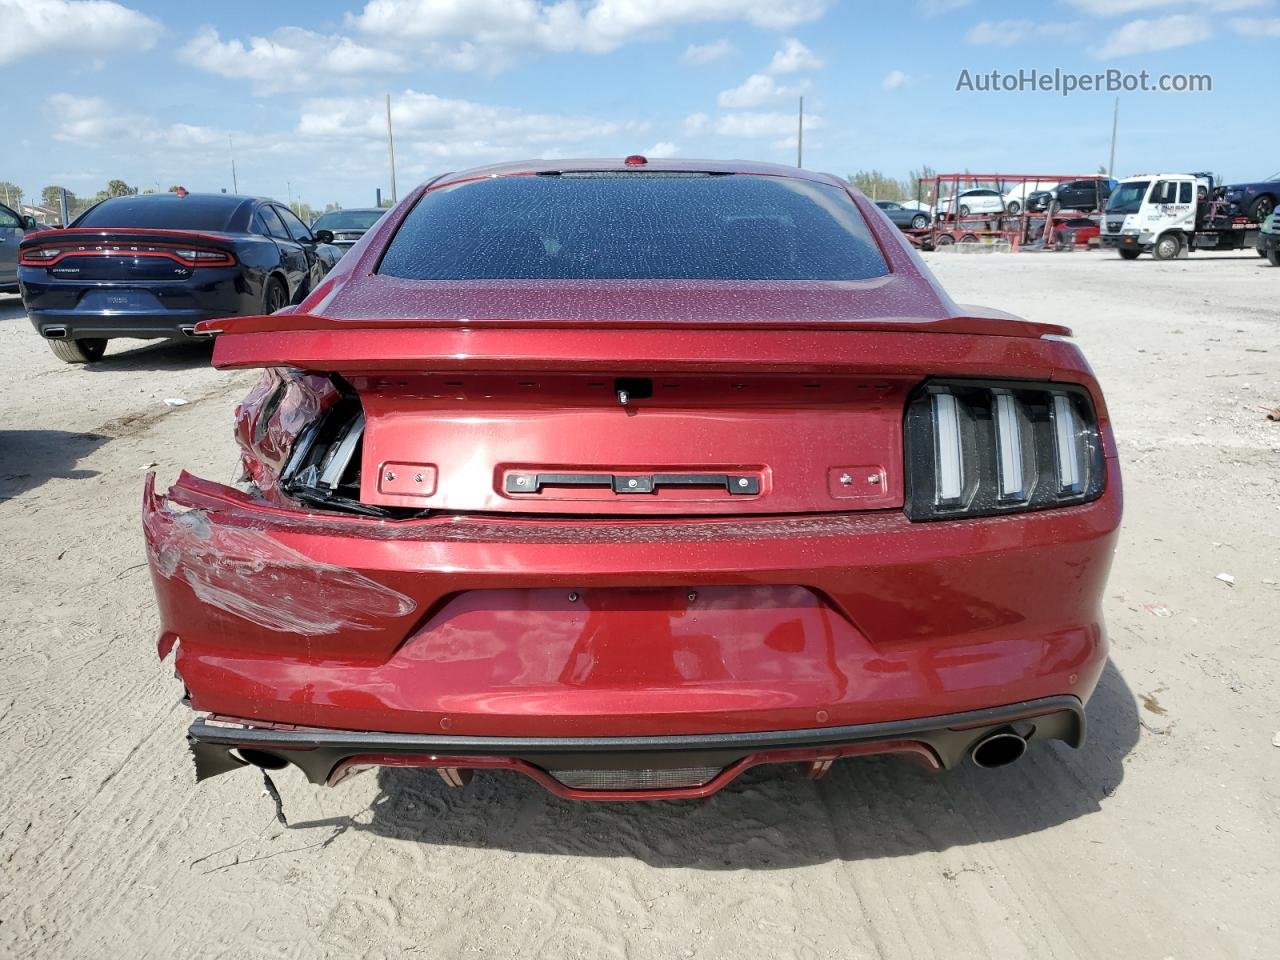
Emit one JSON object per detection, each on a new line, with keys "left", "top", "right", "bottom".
{"left": 1, "top": 250, "right": 1277, "bottom": 960}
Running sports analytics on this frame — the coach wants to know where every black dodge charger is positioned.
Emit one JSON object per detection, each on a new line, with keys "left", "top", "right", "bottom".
{"left": 19, "top": 192, "right": 340, "bottom": 363}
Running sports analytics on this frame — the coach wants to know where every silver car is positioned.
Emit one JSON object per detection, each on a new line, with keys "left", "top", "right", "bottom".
{"left": 1, "top": 203, "right": 47, "bottom": 292}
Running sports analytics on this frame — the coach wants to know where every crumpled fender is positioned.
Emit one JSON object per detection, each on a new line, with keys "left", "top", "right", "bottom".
{"left": 232, "top": 367, "right": 337, "bottom": 500}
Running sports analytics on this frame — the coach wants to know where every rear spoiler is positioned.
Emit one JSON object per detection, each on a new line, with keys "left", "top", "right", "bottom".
{"left": 200, "top": 313, "right": 1077, "bottom": 378}
{"left": 19, "top": 227, "right": 239, "bottom": 252}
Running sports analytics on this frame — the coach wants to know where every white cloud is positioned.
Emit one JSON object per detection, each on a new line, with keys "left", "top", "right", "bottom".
{"left": 178, "top": 26, "right": 408, "bottom": 94}
{"left": 643, "top": 141, "right": 679, "bottom": 158}
{"left": 0, "top": 0, "right": 160, "bottom": 65}
{"left": 45, "top": 93, "right": 225, "bottom": 153}
{"left": 718, "top": 73, "right": 804, "bottom": 108}
{"left": 713, "top": 110, "right": 821, "bottom": 138}
{"left": 1065, "top": 0, "right": 1261, "bottom": 15}
{"left": 881, "top": 69, "right": 911, "bottom": 91}
{"left": 296, "top": 89, "right": 645, "bottom": 166}
{"left": 348, "top": 0, "right": 832, "bottom": 56}
{"left": 682, "top": 38, "right": 732, "bottom": 64}
{"left": 42, "top": 86, "right": 654, "bottom": 196}
{"left": 766, "top": 37, "right": 822, "bottom": 73}
{"left": 917, "top": 0, "right": 971, "bottom": 15}
{"left": 683, "top": 112, "right": 710, "bottom": 134}
{"left": 1229, "top": 15, "right": 1280, "bottom": 35}
{"left": 1094, "top": 13, "right": 1211, "bottom": 56}
{"left": 966, "top": 19, "right": 1080, "bottom": 46}
{"left": 181, "top": 2, "right": 833, "bottom": 83}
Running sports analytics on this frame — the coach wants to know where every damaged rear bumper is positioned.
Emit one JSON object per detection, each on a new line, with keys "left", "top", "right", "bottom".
{"left": 189, "top": 695, "right": 1084, "bottom": 800}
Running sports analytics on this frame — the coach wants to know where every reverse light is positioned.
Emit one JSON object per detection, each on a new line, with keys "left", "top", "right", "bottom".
{"left": 993, "top": 389, "right": 1030, "bottom": 501}
{"left": 905, "top": 380, "right": 1105, "bottom": 521}
{"left": 931, "top": 392, "right": 964, "bottom": 503}
{"left": 19, "top": 246, "right": 60, "bottom": 262}
{"left": 1052, "top": 394, "right": 1083, "bottom": 493}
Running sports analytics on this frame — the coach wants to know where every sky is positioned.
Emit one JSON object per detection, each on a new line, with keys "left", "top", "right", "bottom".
{"left": 1, "top": 0, "right": 1277, "bottom": 209}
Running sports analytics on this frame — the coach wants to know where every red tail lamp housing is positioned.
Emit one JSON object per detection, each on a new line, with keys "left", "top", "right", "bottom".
{"left": 20, "top": 242, "right": 237, "bottom": 269}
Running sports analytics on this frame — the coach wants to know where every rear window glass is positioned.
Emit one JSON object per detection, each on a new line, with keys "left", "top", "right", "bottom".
{"left": 378, "top": 173, "right": 889, "bottom": 281}
{"left": 314, "top": 210, "right": 385, "bottom": 231}
{"left": 75, "top": 196, "right": 241, "bottom": 231}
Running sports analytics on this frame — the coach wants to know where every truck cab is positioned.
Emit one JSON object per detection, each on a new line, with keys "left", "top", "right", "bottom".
{"left": 1101, "top": 173, "right": 1259, "bottom": 260}
{"left": 1099, "top": 174, "right": 1206, "bottom": 260}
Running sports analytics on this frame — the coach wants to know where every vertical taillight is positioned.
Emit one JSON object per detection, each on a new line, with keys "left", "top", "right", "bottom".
{"left": 1051, "top": 393, "right": 1084, "bottom": 494}
{"left": 931, "top": 392, "right": 964, "bottom": 504}
{"left": 905, "top": 381, "right": 1105, "bottom": 521}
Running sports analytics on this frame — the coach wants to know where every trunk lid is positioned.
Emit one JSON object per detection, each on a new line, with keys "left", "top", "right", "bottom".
{"left": 216, "top": 306, "right": 1068, "bottom": 518}
{"left": 19, "top": 227, "right": 237, "bottom": 282}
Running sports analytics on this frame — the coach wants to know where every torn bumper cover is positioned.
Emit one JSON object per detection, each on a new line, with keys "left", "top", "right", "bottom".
{"left": 189, "top": 696, "right": 1084, "bottom": 800}
{"left": 145, "top": 457, "right": 1117, "bottom": 798}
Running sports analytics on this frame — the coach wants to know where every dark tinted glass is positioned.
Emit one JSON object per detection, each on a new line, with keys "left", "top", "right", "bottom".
{"left": 276, "top": 206, "right": 313, "bottom": 241}
{"left": 379, "top": 173, "right": 889, "bottom": 281}
{"left": 314, "top": 210, "right": 385, "bottom": 230}
{"left": 76, "top": 195, "right": 243, "bottom": 231}
{"left": 255, "top": 206, "right": 290, "bottom": 240}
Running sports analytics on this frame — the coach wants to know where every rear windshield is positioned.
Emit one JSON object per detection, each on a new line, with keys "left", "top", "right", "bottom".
{"left": 314, "top": 210, "right": 385, "bottom": 231}
{"left": 378, "top": 173, "right": 889, "bottom": 281}
{"left": 74, "top": 196, "right": 242, "bottom": 231}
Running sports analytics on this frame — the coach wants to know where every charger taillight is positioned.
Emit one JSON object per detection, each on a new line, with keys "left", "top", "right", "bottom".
{"left": 19, "top": 243, "right": 236, "bottom": 268}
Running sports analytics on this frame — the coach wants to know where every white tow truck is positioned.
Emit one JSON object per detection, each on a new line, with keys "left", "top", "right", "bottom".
{"left": 1099, "top": 173, "right": 1262, "bottom": 261}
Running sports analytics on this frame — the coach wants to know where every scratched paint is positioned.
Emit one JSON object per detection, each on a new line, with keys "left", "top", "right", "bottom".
{"left": 144, "top": 483, "right": 415, "bottom": 634}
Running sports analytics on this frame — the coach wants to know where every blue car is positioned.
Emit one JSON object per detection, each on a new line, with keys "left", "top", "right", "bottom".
{"left": 1221, "top": 172, "right": 1279, "bottom": 222}
{"left": 19, "top": 192, "right": 340, "bottom": 363}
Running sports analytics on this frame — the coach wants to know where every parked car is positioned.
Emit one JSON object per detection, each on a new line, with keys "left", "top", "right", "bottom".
{"left": 149, "top": 157, "right": 1121, "bottom": 802}
{"left": 1221, "top": 172, "right": 1279, "bottom": 222}
{"left": 1054, "top": 217, "right": 1101, "bottom": 246}
{"left": 18, "top": 192, "right": 340, "bottom": 363}
{"left": 1258, "top": 212, "right": 1279, "bottom": 266}
{"left": 1002, "top": 181, "right": 1058, "bottom": 215}
{"left": 1049, "top": 179, "right": 1116, "bottom": 213}
{"left": 1026, "top": 216, "right": 1099, "bottom": 246}
{"left": 874, "top": 200, "right": 930, "bottom": 230}
{"left": 933, "top": 188, "right": 1005, "bottom": 218}
{"left": 310, "top": 207, "right": 387, "bottom": 254}
{"left": 1, "top": 202, "right": 48, "bottom": 293}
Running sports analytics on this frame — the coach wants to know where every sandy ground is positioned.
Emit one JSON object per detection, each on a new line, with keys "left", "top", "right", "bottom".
{"left": 0, "top": 250, "right": 1277, "bottom": 960}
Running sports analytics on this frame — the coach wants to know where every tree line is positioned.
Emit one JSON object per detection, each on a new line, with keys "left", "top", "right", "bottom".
{"left": 848, "top": 163, "right": 1111, "bottom": 202}
{"left": 0, "top": 178, "right": 338, "bottom": 225}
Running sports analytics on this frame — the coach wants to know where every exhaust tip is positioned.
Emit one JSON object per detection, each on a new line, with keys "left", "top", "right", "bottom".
{"left": 43, "top": 326, "right": 68, "bottom": 339}
{"left": 970, "top": 730, "right": 1027, "bottom": 769}
{"left": 178, "top": 325, "right": 211, "bottom": 339}
{"left": 234, "top": 748, "right": 289, "bottom": 771}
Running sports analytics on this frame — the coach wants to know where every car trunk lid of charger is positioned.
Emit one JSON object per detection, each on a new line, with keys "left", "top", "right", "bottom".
{"left": 202, "top": 281, "right": 1072, "bottom": 518}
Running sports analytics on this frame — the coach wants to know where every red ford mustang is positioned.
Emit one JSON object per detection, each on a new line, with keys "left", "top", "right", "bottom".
{"left": 144, "top": 158, "right": 1121, "bottom": 801}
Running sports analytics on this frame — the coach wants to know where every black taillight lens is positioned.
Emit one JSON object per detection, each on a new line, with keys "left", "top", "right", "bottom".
{"left": 904, "top": 379, "right": 1105, "bottom": 521}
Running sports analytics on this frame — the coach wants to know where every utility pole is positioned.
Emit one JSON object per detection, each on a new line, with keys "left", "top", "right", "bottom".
{"left": 386, "top": 93, "right": 398, "bottom": 204}
{"left": 1108, "top": 97, "right": 1119, "bottom": 179}
{"left": 287, "top": 180, "right": 293, "bottom": 208}
{"left": 796, "top": 96, "right": 804, "bottom": 168}
{"left": 229, "top": 134, "right": 239, "bottom": 194}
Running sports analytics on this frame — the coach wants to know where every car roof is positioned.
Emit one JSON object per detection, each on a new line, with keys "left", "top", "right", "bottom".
{"left": 429, "top": 158, "right": 850, "bottom": 191}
